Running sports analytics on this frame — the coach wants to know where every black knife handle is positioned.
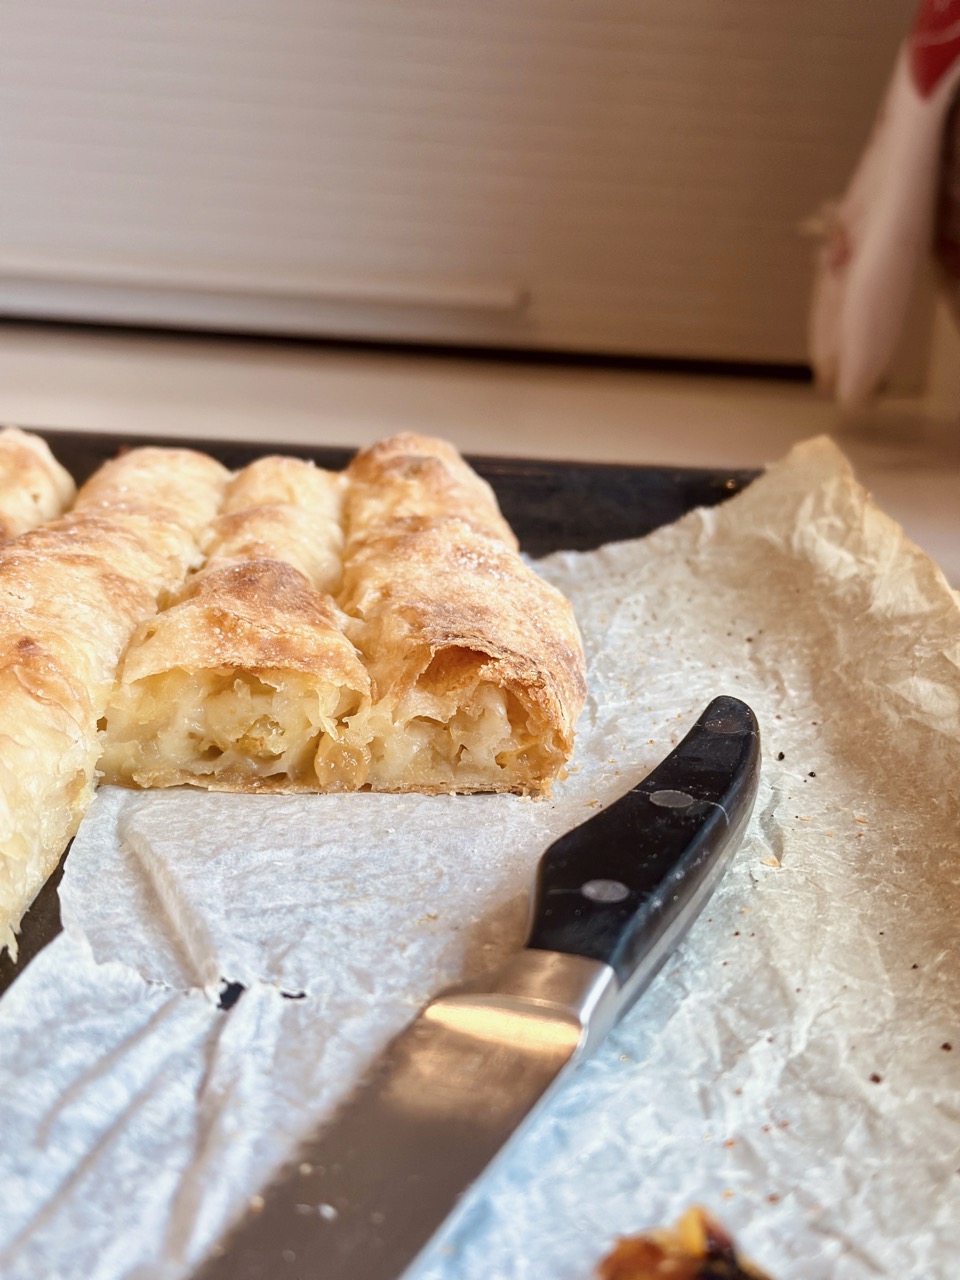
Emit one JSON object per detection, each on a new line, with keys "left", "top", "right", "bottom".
{"left": 525, "top": 695, "right": 760, "bottom": 995}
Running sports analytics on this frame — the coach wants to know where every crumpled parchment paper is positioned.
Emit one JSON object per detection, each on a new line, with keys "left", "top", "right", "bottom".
{"left": 0, "top": 437, "right": 958, "bottom": 1280}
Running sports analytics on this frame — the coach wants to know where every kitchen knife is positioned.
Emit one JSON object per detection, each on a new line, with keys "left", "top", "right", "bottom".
{"left": 195, "top": 693, "right": 760, "bottom": 1280}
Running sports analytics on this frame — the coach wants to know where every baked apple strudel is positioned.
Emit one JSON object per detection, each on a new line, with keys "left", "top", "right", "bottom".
{"left": 99, "top": 434, "right": 586, "bottom": 798}
{"left": 0, "top": 447, "right": 228, "bottom": 957}
{"left": 98, "top": 456, "right": 370, "bottom": 793}
{"left": 0, "top": 426, "right": 76, "bottom": 543}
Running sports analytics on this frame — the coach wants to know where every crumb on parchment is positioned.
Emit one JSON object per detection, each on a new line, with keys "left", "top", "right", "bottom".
{"left": 595, "top": 1205, "right": 773, "bottom": 1279}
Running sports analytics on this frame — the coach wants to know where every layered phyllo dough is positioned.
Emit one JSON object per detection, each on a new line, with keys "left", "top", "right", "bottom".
{"left": 335, "top": 435, "right": 586, "bottom": 794}
{"left": 343, "top": 432, "right": 518, "bottom": 547}
{"left": 209, "top": 455, "right": 346, "bottom": 594}
{"left": 0, "top": 427, "right": 76, "bottom": 542}
{"left": 99, "top": 434, "right": 585, "bottom": 799}
{"left": 1, "top": 432, "right": 586, "bottom": 954}
{"left": 99, "top": 457, "right": 370, "bottom": 792}
{"left": 0, "top": 447, "right": 229, "bottom": 956}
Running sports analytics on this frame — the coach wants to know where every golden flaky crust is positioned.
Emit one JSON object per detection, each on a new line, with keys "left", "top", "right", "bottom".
{"left": 2, "top": 434, "right": 586, "bottom": 951}
{"left": 208, "top": 456, "right": 346, "bottom": 593}
{"left": 123, "top": 559, "right": 363, "bottom": 686}
{"left": 0, "top": 427, "right": 75, "bottom": 541}
{"left": 0, "top": 447, "right": 229, "bottom": 957}
{"left": 342, "top": 519, "right": 584, "bottom": 717}
{"left": 344, "top": 432, "right": 518, "bottom": 548}
{"left": 99, "top": 434, "right": 585, "bottom": 799}
{"left": 99, "top": 438, "right": 585, "bottom": 798}
{"left": 99, "top": 456, "right": 369, "bottom": 793}
{"left": 221, "top": 454, "right": 344, "bottom": 523}
{"left": 338, "top": 435, "right": 586, "bottom": 794}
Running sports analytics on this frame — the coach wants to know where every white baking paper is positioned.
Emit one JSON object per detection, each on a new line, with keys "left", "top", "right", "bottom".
{"left": 0, "top": 437, "right": 958, "bottom": 1280}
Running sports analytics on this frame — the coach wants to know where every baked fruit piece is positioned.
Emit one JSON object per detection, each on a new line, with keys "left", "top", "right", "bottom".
{"left": 334, "top": 433, "right": 586, "bottom": 795}
{"left": 0, "top": 426, "right": 76, "bottom": 541}
{"left": 0, "top": 447, "right": 229, "bottom": 957}
{"left": 98, "top": 456, "right": 371, "bottom": 792}
{"left": 596, "top": 1207, "right": 772, "bottom": 1280}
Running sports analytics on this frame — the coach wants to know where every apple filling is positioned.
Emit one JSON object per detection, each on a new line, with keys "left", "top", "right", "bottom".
{"left": 100, "top": 667, "right": 364, "bottom": 791}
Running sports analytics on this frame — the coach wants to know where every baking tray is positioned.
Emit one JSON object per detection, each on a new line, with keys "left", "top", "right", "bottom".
{"left": 0, "top": 427, "right": 756, "bottom": 995}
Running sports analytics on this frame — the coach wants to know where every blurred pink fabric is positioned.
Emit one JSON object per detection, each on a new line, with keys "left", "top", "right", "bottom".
{"left": 809, "top": 1, "right": 960, "bottom": 405}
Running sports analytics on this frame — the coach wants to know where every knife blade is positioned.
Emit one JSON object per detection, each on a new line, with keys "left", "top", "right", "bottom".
{"left": 195, "top": 693, "right": 760, "bottom": 1280}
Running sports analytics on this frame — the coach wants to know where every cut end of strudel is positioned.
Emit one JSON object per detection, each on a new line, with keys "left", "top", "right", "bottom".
{"left": 98, "top": 558, "right": 370, "bottom": 792}
{"left": 335, "top": 518, "right": 585, "bottom": 794}
{"left": 98, "top": 434, "right": 586, "bottom": 797}
{"left": 335, "top": 433, "right": 586, "bottom": 794}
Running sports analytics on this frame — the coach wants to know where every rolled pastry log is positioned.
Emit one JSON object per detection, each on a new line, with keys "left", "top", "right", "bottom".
{"left": 206, "top": 454, "right": 346, "bottom": 593}
{"left": 336, "top": 434, "right": 587, "bottom": 795}
{"left": 99, "top": 456, "right": 370, "bottom": 792}
{"left": 0, "top": 427, "right": 76, "bottom": 541}
{"left": 0, "top": 447, "right": 229, "bottom": 957}
{"left": 343, "top": 431, "right": 518, "bottom": 548}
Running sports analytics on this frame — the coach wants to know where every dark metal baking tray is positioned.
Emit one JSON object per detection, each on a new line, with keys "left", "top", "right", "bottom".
{"left": 0, "top": 428, "right": 756, "bottom": 994}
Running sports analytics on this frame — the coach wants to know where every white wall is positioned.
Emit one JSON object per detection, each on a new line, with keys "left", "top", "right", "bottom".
{"left": 0, "top": 2, "right": 913, "bottom": 361}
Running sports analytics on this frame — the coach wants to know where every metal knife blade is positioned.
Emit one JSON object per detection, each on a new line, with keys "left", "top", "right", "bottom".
{"left": 195, "top": 694, "right": 760, "bottom": 1280}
